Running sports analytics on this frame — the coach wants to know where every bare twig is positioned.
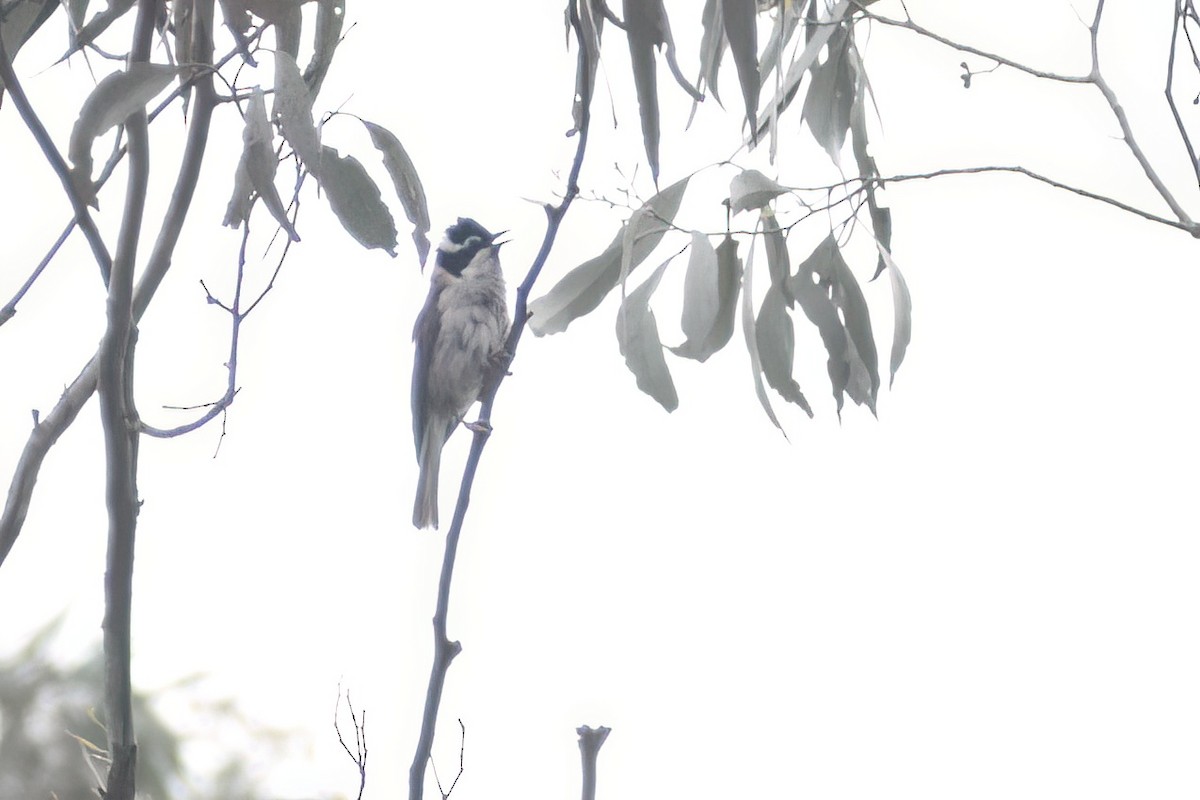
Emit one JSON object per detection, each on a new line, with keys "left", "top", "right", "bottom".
{"left": 1165, "top": 0, "right": 1200, "bottom": 188}
{"left": 861, "top": 9, "right": 1092, "bottom": 83}
{"left": 577, "top": 725, "right": 611, "bottom": 800}
{"left": 430, "top": 719, "right": 465, "bottom": 800}
{"left": 334, "top": 684, "right": 367, "bottom": 800}
{"left": 0, "top": 219, "right": 74, "bottom": 327}
{"left": 1087, "top": 0, "right": 1197, "bottom": 230}
{"left": 862, "top": 3, "right": 1199, "bottom": 236}
{"left": 407, "top": 5, "right": 597, "bottom": 799}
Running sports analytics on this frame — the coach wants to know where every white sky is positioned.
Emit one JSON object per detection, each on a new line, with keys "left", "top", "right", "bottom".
{"left": 2, "top": 1, "right": 1199, "bottom": 798}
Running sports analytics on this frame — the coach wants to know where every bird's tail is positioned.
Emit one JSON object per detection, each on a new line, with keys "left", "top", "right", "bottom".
{"left": 413, "top": 420, "right": 444, "bottom": 529}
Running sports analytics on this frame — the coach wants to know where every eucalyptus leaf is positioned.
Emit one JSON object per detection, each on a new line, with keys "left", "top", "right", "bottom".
{"left": 68, "top": 63, "right": 179, "bottom": 203}
{"left": 304, "top": 0, "right": 344, "bottom": 96}
{"left": 317, "top": 145, "right": 398, "bottom": 255}
{"left": 0, "top": 0, "right": 57, "bottom": 103}
{"left": 273, "top": 53, "right": 321, "bottom": 170}
{"left": 363, "top": 120, "right": 431, "bottom": 265}
{"left": 802, "top": 24, "right": 857, "bottom": 165}
{"left": 754, "top": 0, "right": 849, "bottom": 144}
{"left": 222, "top": 88, "right": 299, "bottom": 241}
{"left": 827, "top": 239, "right": 879, "bottom": 414}
{"left": 741, "top": 229, "right": 786, "bottom": 435}
{"left": 622, "top": 0, "right": 669, "bottom": 183}
{"left": 761, "top": 209, "right": 790, "bottom": 293}
{"left": 722, "top": 0, "right": 759, "bottom": 141}
{"left": 529, "top": 176, "right": 690, "bottom": 335}
{"left": 673, "top": 233, "right": 742, "bottom": 361}
{"left": 729, "top": 169, "right": 787, "bottom": 214}
{"left": 877, "top": 242, "right": 912, "bottom": 388}
{"left": 787, "top": 235, "right": 849, "bottom": 412}
{"left": 757, "top": 283, "right": 812, "bottom": 416}
{"left": 696, "top": 0, "right": 725, "bottom": 107}
{"left": 616, "top": 257, "right": 678, "bottom": 412}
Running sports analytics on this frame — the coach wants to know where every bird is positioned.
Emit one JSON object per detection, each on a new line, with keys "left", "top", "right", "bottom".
{"left": 411, "top": 217, "right": 510, "bottom": 529}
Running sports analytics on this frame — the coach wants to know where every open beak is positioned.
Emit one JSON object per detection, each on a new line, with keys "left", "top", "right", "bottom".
{"left": 490, "top": 230, "right": 510, "bottom": 248}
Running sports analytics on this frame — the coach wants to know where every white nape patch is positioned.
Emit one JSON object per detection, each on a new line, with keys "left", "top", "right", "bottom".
{"left": 438, "top": 234, "right": 482, "bottom": 254}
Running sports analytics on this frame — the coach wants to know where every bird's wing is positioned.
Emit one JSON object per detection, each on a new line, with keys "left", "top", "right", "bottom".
{"left": 412, "top": 281, "right": 444, "bottom": 459}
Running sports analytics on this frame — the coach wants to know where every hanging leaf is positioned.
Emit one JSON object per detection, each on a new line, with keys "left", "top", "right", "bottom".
{"left": 273, "top": 52, "right": 321, "bottom": 170}
{"left": 849, "top": 51, "right": 892, "bottom": 280}
{"left": 754, "top": 0, "right": 849, "bottom": 144}
{"left": 68, "top": 63, "right": 179, "bottom": 204}
{"left": 756, "top": 282, "right": 813, "bottom": 416}
{"left": 222, "top": 88, "right": 299, "bottom": 241}
{"left": 729, "top": 169, "right": 788, "bottom": 214}
{"left": 70, "top": 0, "right": 135, "bottom": 56}
{"left": 623, "top": 0, "right": 669, "bottom": 183}
{"left": 569, "top": 0, "right": 605, "bottom": 134}
{"left": 787, "top": 235, "right": 849, "bottom": 412}
{"left": 825, "top": 238, "right": 879, "bottom": 414}
{"left": 761, "top": 208, "right": 790, "bottom": 293}
{"left": 876, "top": 242, "right": 912, "bottom": 388}
{"left": 696, "top": 0, "right": 725, "bottom": 107}
{"left": 616, "top": 257, "right": 679, "bottom": 411}
{"left": 316, "top": 145, "right": 398, "bottom": 255}
{"left": 741, "top": 227, "right": 786, "bottom": 435}
{"left": 672, "top": 231, "right": 740, "bottom": 362}
{"left": 304, "top": 0, "right": 344, "bottom": 96}
{"left": 758, "top": 0, "right": 801, "bottom": 86}
{"left": 802, "top": 24, "right": 857, "bottom": 165}
{"left": 363, "top": 120, "right": 431, "bottom": 265}
{"left": 0, "top": 0, "right": 58, "bottom": 104}
{"left": 529, "top": 176, "right": 690, "bottom": 335}
{"left": 722, "top": 0, "right": 759, "bottom": 142}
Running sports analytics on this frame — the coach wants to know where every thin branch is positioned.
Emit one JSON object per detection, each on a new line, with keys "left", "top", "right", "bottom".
{"left": 334, "top": 684, "right": 367, "bottom": 800}
{"left": 861, "top": 9, "right": 1092, "bottom": 83}
{"left": 1088, "top": 1, "right": 1196, "bottom": 229}
{"left": 0, "top": 29, "right": 113, "bottom": 283}
{"left": 407, "top": 6, "right": 596, "bottom": 800}
{"left": 1165, "top": 1, "right": 1200, "bottom": 188}
{"left": 861, "top": 165, "right": 1198, "bottom": 234}
{"left": 431, "top": 719, "right": 465, "bottom": 800}
{"left": 0, "top": 219, "right": 74, "bottom": 327}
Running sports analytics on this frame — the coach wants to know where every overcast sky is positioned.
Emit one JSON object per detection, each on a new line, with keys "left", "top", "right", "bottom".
{"left": 2, "top": 2, "right": 1199, "bottom": 798}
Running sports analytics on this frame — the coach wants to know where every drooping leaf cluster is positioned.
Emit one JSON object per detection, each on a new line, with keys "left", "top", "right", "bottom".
{"left": 534, "top": 0, "right": 911, "bottom": 430}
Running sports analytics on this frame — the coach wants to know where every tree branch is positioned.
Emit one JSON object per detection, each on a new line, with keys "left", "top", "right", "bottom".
{"left": 407, "top": 5, "right": 596, "bottom": 799}
{"left": 0, "top": 1, "right": 219, "bottom": 570}
{"left": 863, "top": 3, "right": 1199, "bottom": 236}
{"left": 862, "top": 9, "right": 1092, "bottom": 83}
{"left": 577, "top": 725, "right": 611, "bottom": 800}
{"left": 0, "top": 27, "right": 113, "bottom": 283}
{"left": 1088, "top": 0, "right": 1196, "bottom": 230}
{"left": 97, "top": 1, "right": 157, "bottom": 796}
{"left": 1165, "top": 0, "right": 1200, "bottom": 189}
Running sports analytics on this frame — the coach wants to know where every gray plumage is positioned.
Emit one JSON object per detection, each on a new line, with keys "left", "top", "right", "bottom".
{"left": 412, "top": 218, "right": 509, "bottom": 529}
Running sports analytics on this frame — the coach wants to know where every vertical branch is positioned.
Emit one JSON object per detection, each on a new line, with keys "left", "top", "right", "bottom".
{"left": 98, "top": 1, "right": 156, "bottom": 797}
{"left": 577, "top": 725, "right": 611, "bottom": 800}
{"left": 406, "top": 6, "right": 596, "bottom": 800}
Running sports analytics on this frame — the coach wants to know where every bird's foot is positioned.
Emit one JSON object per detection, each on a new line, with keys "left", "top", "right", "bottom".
{"left": 464, "top": 419, "right": 493, "bottom": 435}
